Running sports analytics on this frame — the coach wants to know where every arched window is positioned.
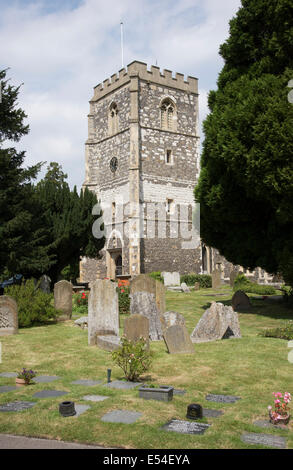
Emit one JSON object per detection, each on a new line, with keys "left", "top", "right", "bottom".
{"left": 109, "top": 102, "right": 119, "bottom": 135}
{"left": 160, "top": 98, "right": 176, "bottom": 131}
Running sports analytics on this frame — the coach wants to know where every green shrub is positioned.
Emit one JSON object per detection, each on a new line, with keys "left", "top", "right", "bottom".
{"left": 149, "top": 271, "right": 163, "bottom": 283}
{"left": 5, "top": 279, "right": 59, "bottom": 327}
{"left": 233, "top": 273, "right": 276, "bottom": 295}
{"left": 112, "top": 335, "right": 152, "bottom": 381}
{"left": 259, "top": 321, "right": 293, "bottom": 340}
{"left": 72, "top": 291, "right": 88, "bottom": 315}
{"left": 117, "top": 286, "right": 130, "bottom": 315}
{"left": 180, "top": 273, "right": 212, "bottom": 288}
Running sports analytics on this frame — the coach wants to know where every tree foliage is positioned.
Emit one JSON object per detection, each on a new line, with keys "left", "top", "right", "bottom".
{"left": 195, "top": 0, "right": 293, "bottom": 285}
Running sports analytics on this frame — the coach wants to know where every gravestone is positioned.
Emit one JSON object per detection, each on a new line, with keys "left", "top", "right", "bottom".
{"left": 74, "top": 316, "right": 88, "bottom": 329}
{"left": 54, "top": 280, "right": 73, "bottom": 321}
{"left": 124, "top": 314, "right": 149, "bottom": 348}
{"left": 0, "top": 401, "right": 37, "bottom": 412}
{"left": 160, "top": 311, "right": 186, "bottom": 334}
{"left": 191, "top": 302, "right": 241, "bottom": 343}
{"left": 88, "top": 279, "right": 119, "bottom": 347}
{"left": 241, "top": 433, "right": 286, "bottom": 449}
{"left": 162, "top": 272, "right": 180, "bottom": 287}
{"left": 83, "top": 395, "right": 109, "bottom": 402}
{"left": 232, "top": 290, "right": 251, "bottom": 310}
{"left": 104, "top": 380, "right": 141, "bottom": 390}
{"left": 39, "top": 275, "right": 51, "bottom": 294}
{"left": 205, "top": 394, "right": 241, "bottom": 403}
{"left": 0, "top": 295, "right": 18, "bottom": 336}
{"left": 163, "top": 324, "right": 194, "bottom": 354}
{"left": 101, "top": 409, "right": 142, "bottom": 424}
{"left": 211, "top": 270, "right": 221, "bottom": 289}
{"left": 194, "top": 282, "right": 200, "bottom": 291}
{"left": 33, "top": 390, "right": 68, "bottom": 399}
{"left": 229, "top": 271, "right": 237, "bottom": 288}
{"left": 130, "top": 291, "right": 163, "bottom": 340}
{"left": 130, "top": 274, "right": 165, "bottom": 314}
{"left": 181, "top": 283, "right": 190, "bottom": 293}
{"left": 162, "top": 419, "right": 210, "bottom": 435}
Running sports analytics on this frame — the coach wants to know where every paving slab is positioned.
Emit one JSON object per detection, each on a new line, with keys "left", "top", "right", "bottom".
{"left": 34, "top": 376, "right": 60, "bottom": 383}
{"left": 0, "top": 433, "right": 116, "bottom": 449}
{"left": 205, "top": 394, "right": 241, "bottom": 403}
{"left": 0, "top": 401, "right": 37, "bottom": 412}
{"left": 101, "top": 409, "right": 142, "bottom": 424}
{"left": 241, "top": 432, "right": 287, "bottom": 449}
{"left": 253, "top": 419, "right": 289, "bottom": 431}
{"left": 71, "top": 379, "right": 102, "bottom": 386}
{"left": 83, "top": 395, "right": 109, "bottom": 402}
{"left": 33, "top": 390, "right": 68, "bottom": 399}
{"left": 162, "top": 419, "right": 210, "bottom": 435}
{"left": 0, "top": 372, "right": 17, "bottom": 378}
{"left": 103, "top": 380, "right": 141, "bottom": 390}
{"left": 0, "top": 386, "right": 17, "bottom": 393}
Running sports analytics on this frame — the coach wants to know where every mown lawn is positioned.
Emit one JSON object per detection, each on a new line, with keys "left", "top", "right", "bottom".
{"left": 0, "top": 286, "right": 292, "bottom": 449}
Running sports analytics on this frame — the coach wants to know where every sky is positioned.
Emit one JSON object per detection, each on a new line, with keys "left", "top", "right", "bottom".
{"left": 0, "top": 0, "right": 241, "bottom": 190}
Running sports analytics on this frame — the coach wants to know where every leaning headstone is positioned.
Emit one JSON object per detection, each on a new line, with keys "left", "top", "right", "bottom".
{"left": 162, "top": 272, "right": 180, "bottom": 287}
{"left": 0, "top": 296, "right": 18, "bottom": 336}
{"left": 130, "top": 274, "right": 165, "bottom": 314}
{"left": 232, "top": 290, "right": 251, "bottom": 310}
{"left": 181, "top": 282, "right": 190, "bottom": 293}
{"left": 54, "top": 280, "right": 73, "bottom": 321}
{"left": 160, "top": 311, "right": 185, "bottom": 334}
{"left": 191, "top": 302, "right": 241, "bottom": 343}
{"left": 88, "top": 279, "right": 119, "bottom": 347}
{"left": 211, "top": 270, "right": 221, "bottom": 289}
{"left": 130, "top": 291, "right": 163, "bottom": 340}
{"left": 39, "top": 275, "right": 51, "bottom": 294}
{"left": 163, "top": 324, "right": 194, "bottom": 354}
{"left": 124, "top": 314, "right": 149, "bottom": 348}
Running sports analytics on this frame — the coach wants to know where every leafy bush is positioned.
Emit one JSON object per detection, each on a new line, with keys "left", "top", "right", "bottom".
{"left": 259, "top": 321, "right": 293, "bottom": 341}
{"left": 180, "top": 273, "right": 212, "bottom": 288}
{"left": 5, "top": 279, "right": 59, "bottom": 327}
{"left": 149, "top": 271, "right": 163, "bottom": 283}
{"left": 73, "top": 291, "right": 88, "bottom": 315}
{"left": 112, "top": 335, "right": 152, "bottom": 381}
{"left": 233, "top": 273, "right": 276, "bottom": 295}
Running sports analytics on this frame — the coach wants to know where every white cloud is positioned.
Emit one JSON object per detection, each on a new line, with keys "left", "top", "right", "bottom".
{"left": 1, "top": 0, "right": 241, "bottom": 189}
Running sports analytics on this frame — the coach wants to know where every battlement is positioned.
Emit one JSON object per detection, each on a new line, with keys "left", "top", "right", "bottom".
{"left": 91, "top": 61, "right": 198, "bottom": 102}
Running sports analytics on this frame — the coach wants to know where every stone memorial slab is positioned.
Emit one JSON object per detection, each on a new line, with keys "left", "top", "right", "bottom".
{"left": 130, "top": 291, "right": 163, "bottom": 341}
{"left": 83, "top": 395, "right": 109, "bottom": 402}
{"left": 229, "top": 271, "right": 237, "bottom": 287}
{"left": 0, "top": 401, "right": 37, "bottom": 412}
{"left": 0, "top": 295, "right": 18, "bottom": 336}
{"left": 39, "top": 275, "right": 51, "bottom": 294}
{"left": 160, "top": 311, "right": 186, "bottom": 334}
{"left": 124, "top": 314, "right": 149, "bottom": 348}
{"left": 34, "top": 375, "right": 59, "bottom": 383}
{"left": 71, "top": 379, "right": 102, "bottom": 386}
{"left": 163, "top": 324, "right": 194, "bottom": 354}
{"left": 101, "top": 409, "right": 142, "bottom": 424}
{"left": 0, "top": 386, "right": 17, "bottom": 393}
{"left": 74, "top": 404, "right": 91, "bottom": 417}
{"left": 33, "top": 390, "right": 68, "bottom": 399}
{"left": 74, "top": 316, "right": 88, "bottom": 329}
{"left": 54, "top": 280, "right": 73, "bottom": 321}
{"left": 0, "top": 372, "right": 18, "bottom": 378}
{"left": 211, "top": 270, "right": 221, "bottom": 289}
{"left": 96, "top": 335, "right": 121, "bottom": 352}
{"left": 241, "top": 432, "right": 286, "bottom": 449}
{"left": 205, "top": 394, "right": 241, "bottom": 403}
{"left": 103, "top": 380, "right": 141, "bottom": 390}
{"left": 191, "top": 302, "right": 241, "bottom": 343}
{"left": 194, "top": 282, "right": 200, "bottom": 291}
{"left": 130, "top": 274, "right": 165, "bottom": 314}
{"left": 162, "top": 272, "right": 180, "bottom": 287}
{"left": 203, "top": 408, "right": 224, "bottom": 418}
{"left": 155, "top": 280, "right": 166, "bottom": 314}
{"left": 162, "top": 419, "right": 210, "bottom": 435}
{"left": 253, "top": 419, "right": 289, "bottom": 431}
{"left": 232, "top": 290, "right": 251, "bottom": 310}
{"left": 88, "top": 280, "right": 119, "bottom": 346}
{"left": 181, "top": 283, "right": 190, "bottom": 293}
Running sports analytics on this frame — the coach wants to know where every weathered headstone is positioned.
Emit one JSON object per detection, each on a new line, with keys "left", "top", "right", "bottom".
{"left": 54, "top": 280, "right": 73, "bottom": 321}
{"left": 88, "top": 279, "right": 119, "bottom": 347}
{"left": 163, "top": 324, "right": 194, "bottom": 354}
{"left": 194, "top": 282, "right": 200, "bottom": 291}
{"left": 162, "top": 272, "right": 180, "bottom": 287}
{"left": 160, "top": 311, "right": 186, "bottom": 334}
{"left": 181, "top": 282, "right": 190, "bottom": 293}
{"left": 211, "top": 270, "right": 221, "bottom": 289}
{"left": 124, "top": 314, "right": 149, "bottom": 348}
{"left": 229, "top": 271, "right": 237, "bottom": 288}
{"left": 74, "top": 316, "right": 88, "bottom": 329}
{"left": 240, "top": 432, "right": 286, "bottom": 449}
{"left": 191, "top": 302, "right": 241, "bottom": 343}
{"left": 0, "top": 295, "right": 18, "bottom": 336}
{"left": 39, "top": 275, "right": 51, "bottom": 294}
{"left": 130, "top": 274, "right": 165, "bottom": 314}
{"left": 232, "top": 290, "right": 251, "bottom": 310}
{"left": 130, "top": 291, "right": 163, "bottom": 340}
{"left": 205, "top": 394, "right": 241, "bottom": 403}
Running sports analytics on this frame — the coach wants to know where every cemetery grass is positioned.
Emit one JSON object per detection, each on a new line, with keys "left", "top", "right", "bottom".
{"left": 0, "top": 287, "right": 292, "bottom": 449}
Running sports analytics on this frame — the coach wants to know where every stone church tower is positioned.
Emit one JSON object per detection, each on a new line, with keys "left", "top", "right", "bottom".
{"left": 80, "top": 61, "right": 273, "bottom": 285}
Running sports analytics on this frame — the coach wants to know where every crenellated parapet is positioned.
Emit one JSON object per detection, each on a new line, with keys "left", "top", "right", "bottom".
{"left": 90, "top": 61, "right": 198, "bottom": 102}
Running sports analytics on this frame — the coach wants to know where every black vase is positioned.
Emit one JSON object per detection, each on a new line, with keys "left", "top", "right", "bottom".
{"left": 59, "top": 401, "right": 76, "bottom": 417}
{"left": 186, "top": 404, "right": 203, "bottom": 420}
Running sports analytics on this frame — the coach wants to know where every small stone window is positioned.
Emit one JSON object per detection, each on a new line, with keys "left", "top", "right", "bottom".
{"left": 160, "top": 98, "right": 176, "bottom": 131}
{"left": 165, "top": 149, "right": 173, "bottom": 165}
{"left": 109, "top": 102, "right": 119, "bottom": 135}
{"left": 166, "top": 198, "right": 174, "bottom": 215}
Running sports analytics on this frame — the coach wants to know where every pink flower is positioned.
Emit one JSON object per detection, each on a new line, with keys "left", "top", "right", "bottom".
{"left": 275, "top": 399, "right": 281, "bottom": 404}
{"left": 268, "top": 405, "right": 272, "bottom": 410}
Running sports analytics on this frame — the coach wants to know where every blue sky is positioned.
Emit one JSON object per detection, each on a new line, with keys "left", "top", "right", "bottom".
{"left": 1, "top": 0, "right": 241, "bottom": 189}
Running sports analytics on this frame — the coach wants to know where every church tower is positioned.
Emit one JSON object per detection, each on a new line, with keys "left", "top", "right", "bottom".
{"left": 80, "top": 61, "right": 201, "bottom": 282}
